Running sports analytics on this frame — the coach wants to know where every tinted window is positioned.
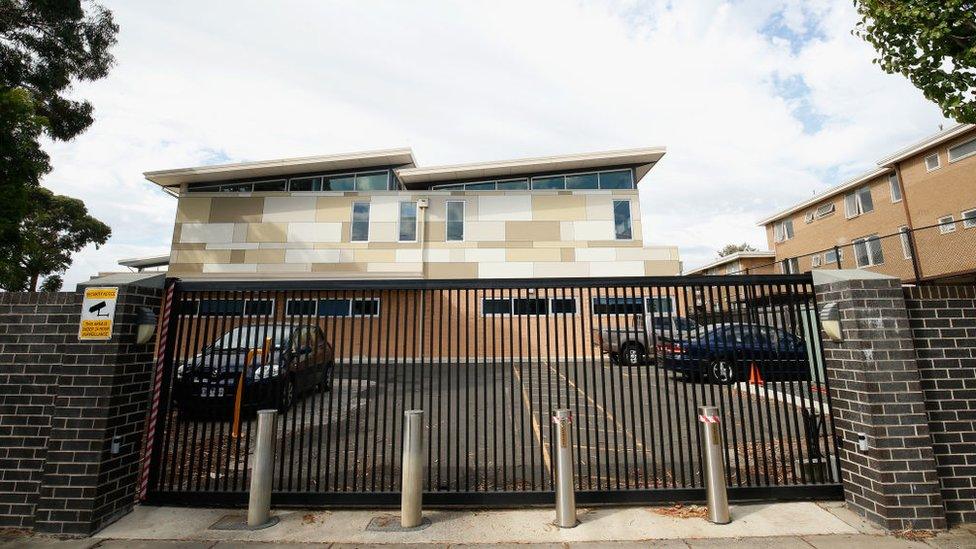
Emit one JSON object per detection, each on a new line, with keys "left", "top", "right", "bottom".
{"left": 599, "top": 170, "right": 633, "bottom": 189}
{"left": 550, "top": 298, "right": 577, "bottom": 314}
{"left": 532, "top": 176, "right": 564, "bottom": 190}
{"left": 287, "top": 299, "right": 317, "bottom": 316}
{"left": 483, "top": 299, "right": 511, "bottom": 315}
{"left": 613, "top": 200, "right": 633, "bottom": 240}
{"left": 351, "top": 202, "right": 370, "bottom": 242}
{"left": 466, "top": 182, "right": 495, "bottom": 191}
{"left": 356, "top": 172, "right": 389, "bottom": 190}
{"left": 252, "top": 180, "right": 287, "bottom": 192}
{"left": 199, "top": 299, "right": 245, "bottom": 316}
{"left": 592, "top": 297, "right": 644, "bottom": 315}
{"left": 318, "top": 299, "right": 350, "bottom": 317}
{"left": 352, "top": 299, "right": 380, "bottom": 316}
{"left": 399, "top": 202, "right": 418, "bottom": 241}
{"left": 446, "top": 201, "right": 465, "bottom": 241}
{"left": 325, "top": 175, "right": 355, "bottom": 191}
{"left": 496, "top": 179, "right": 528, "bottom": 190}
{"left": 244, "top": 299, "right": 274, "bottom": 316}
{"left": 565, "top": 173, "right": 599, "bottom": 189}
{"left": 513, "top": 298, "right": 548, "bottom": 315}
{"left": 289, "top": 177, "right": 321, "bottom": 191}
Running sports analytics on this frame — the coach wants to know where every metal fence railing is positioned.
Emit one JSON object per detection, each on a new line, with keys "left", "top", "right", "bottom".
{"left": 145, "top": 275, "right": 841, "bottom": 507}
{"left": 733, "top": 219, "right": 976, "bottom": 283}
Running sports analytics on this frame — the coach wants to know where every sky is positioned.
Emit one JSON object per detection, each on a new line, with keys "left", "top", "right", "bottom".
{"left": 45, "top": 0, "right": 951, "bottom": 287}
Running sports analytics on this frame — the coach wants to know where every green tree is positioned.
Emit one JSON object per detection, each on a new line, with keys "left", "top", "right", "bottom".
{"left": 39, "top": 275, "right": 63, "bottom": 292}
{"left": 854, "top": 0, "right": 976, "bottom": 123}
{"left": 717, "top": 242, "right": 757, "bottom": 257}
{"left": 0, "top": 187, "right": 111, "bottom": 292}
{"left": 0, "top": 0, "right": 118, "bottom": 278}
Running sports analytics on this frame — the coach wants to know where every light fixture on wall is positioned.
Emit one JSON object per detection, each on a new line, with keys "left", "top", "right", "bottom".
{"left": 819, "top": 302, "right": 842, "bottom": 342}
{"left": 136, "top": 307, "right": 158, "bottom": 345}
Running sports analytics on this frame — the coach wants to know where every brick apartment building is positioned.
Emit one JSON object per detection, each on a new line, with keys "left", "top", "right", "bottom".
{"left": 757, "top": 123, "right": 976, "bottom": 283}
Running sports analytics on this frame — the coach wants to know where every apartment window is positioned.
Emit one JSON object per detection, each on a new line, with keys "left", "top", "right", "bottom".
{"left": 925, "top": 153, "right": 941, "bottom": 171}
{"left": 531, "top": 176, "right": 565, "bottom": 190}
{"left": 565, "top": 173, "right": 599, "bottom": 190}
{"left": 938, "top": 215, "right": 956, "bottom": 234}
{"left": 613, "top": 200, "right": 633, "bottom": 240}
{"left": 398, "top": 201, "right": 418, "bottom": 242}
{"left": 844, "top": 186, "right": 874, "bottom": 218}
{"left": 289, "top": 177, "right": 321, "bottom": 191}
{"left": 351, "top": 202, "right": 370, "bottom": 241}
{"left": 948, "top": 137, "right": 976, "bottom": 163}
{"left": 351, "top": 298, "right": 381, "bottom": 317}
{"left": 888, "top": 173, "right": 902, "bottom": 202}
{"left": 598, "top": 170, "right": 634, "bottom": 189}
{"left": 899, "top": 226, "right": 913, "bottom": 259}
{"left": 646, "top": 296, "right": 673, "bottom": 314}
{"left": 804, "top": 211, "right": 814, "bottom": 224}
{"left": 592, "top": 297, "right": 644, "bottom": 315}
{"left": 853, "top": 235, "right": 884, "bottom": 267}
{"left": 482, "top": 299, "right": 511, "bottom": 315}
{"left": 324, "top": 171, "right": 390, "bottom": 191}
{"left": 962, "top": 209, "right": 976, "bottom": 229}
{"left": 446, "top": 201, "right": 465, "bottom": 241}
{"left": 252, "top": 180, "right": 288, "bottom": 192}
{"left": 781, "top": 257, "right": 799, "bottom": 274}
{"left": 496, "top": 179, "right": 529, "bottom": 190}
{"left": 288, "top": 298, "right": 381, "bottom": 317}
{"left": 194, "top": 299, "right": 274, "bottom": 317}
{"left": 513, "top": 298, "right": 548, "bottom": 315}
{"left": 811, "top": 255, "right": 822, "bottom": 268}
{"left": 550, "top": 298, "right": 577, "bottom": 314}
{"left": 774, "top": 219, "right": 794, "bottom": 243}
{"left": 824, "top": 248, "right": 843, "bottom": 264}
{"left": 286, "top": 299, "right": 317, "bottom": 316}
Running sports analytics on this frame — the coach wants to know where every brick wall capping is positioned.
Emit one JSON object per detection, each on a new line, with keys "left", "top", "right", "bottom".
{"left": 812, "top": 269, "right": 900, "bottom": 286}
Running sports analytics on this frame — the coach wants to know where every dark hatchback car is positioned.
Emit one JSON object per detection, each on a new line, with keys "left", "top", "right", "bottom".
{"left": 173, "top": 324, "right": 335, "bottom": 414}
{"left": 660, "top": 323, "right": 810, "bottom": 384}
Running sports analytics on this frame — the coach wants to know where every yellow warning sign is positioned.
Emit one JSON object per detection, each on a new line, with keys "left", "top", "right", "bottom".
{"left": 79, "top": 287, "right": 119, "bottom": 341}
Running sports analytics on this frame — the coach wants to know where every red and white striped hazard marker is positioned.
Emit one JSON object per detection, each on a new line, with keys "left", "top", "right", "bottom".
{"left": 137, "top": 280, "right": 176, "bottom": 501}
{"left": 698, "top": 413, "right": 720, "bottom": 424}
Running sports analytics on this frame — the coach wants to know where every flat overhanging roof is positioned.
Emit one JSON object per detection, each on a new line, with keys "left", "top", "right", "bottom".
{"left": 144, "top": 148, "right": 416, "bottom": 188}
{"left": 118, "top": 254, "right": 170, "bottom": 269}
{"left": 396, "top": 147, "right": 666, "bottom": 188}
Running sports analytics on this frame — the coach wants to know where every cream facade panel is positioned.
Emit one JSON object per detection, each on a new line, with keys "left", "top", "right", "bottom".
{"left": 533, "top": 195, "right": 586, "bottom": 221}
{"left": 176, "top": 197, "right": 211, "bottom": 223}
{"left": 423, "top": 249, "right": 451, "bottom": 263}
{"left": 395, "top": 249, "right": 424, "bottom": 263}
{"left": 575, "top": 247, "right": 617, "bottom": 262}
{"left": 585, "top": 194, "right": 613, "bottom": 220}
{"left": 478, "top": 261, "right": 534, "bottom": 278}
{"left": 179, "top": 223, "right": 235, "bottom": 244}
{"left": 464, "top": 248, "right": 507, "bottom": 263}
{"left": 264, "top": 197, "right": 316, "bottom": 223}
{"left": 590, "top": 260, "right": 644, "bottom": 277}
{"left": 478, "top": 195, "right": 532, "bottom": 221}
{"left": 315, "top": 196, "right": 355, "bottom": 222}
{"left": 533, "top": 261, "right": 590, "bottom": 278}
{"left": 506, "top": 248, "right": 561, "bottom": 262}
{"left": 368, "top": 196, "right": 401, "bottom": 223}
{"left": 368, "top": 222, "right": 398, "bottom": 243}
{"left": 257, "top": 263, "right": 312, "bottom": 273}
{"left": 206, "top": 242, "right": 260, "bottom": 250}
{"left": 465, "top": 221, "right": 506, "bottom": 242}
{"left": 573, "top": 220, "right": 614, "bottom": 241}
{"left": 284, "top": 249, "right": 341, "bottom": 263}
{"left": 172, "top": 249, "right": 231, "bottom": 264}
{"left": 247, "top": 223, "right": 288, "bottom": 243}
{"left": 367, "top": 262, "right": 423, "bottom": 273}
{"left": 287, "top": 222, "right": 343, "bottom": 243}
{"left": 615, "top": 247, "right": 672, "bottom": 261}
{"left": 202, "top": 263, "right": 258, "bottom": 273}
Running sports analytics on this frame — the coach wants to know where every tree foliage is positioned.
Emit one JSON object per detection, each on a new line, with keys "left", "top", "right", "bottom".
{"left": 39, "top": 275, "right": 63, "bottom": 292}
{"left": 854, "top": 0, "right": 976, "bottom": 123}
{"left": 718, "top": 242, "right": 758, "bottom": 257}
{"left": 0, "top": 186, "right": 111, "bottom": 292}
{"left": 0, "top": 1, "right": 118, "bottom": 289}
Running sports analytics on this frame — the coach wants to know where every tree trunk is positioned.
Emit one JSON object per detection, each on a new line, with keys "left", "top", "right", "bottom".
{"left": 29, "top": 272, "right": 39, "bottom": 292}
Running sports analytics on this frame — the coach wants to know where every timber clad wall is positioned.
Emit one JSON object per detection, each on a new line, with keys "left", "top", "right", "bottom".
{"left": 905, "top": 285, "right": 976, "bottom": 525}
{"left": 169, "top": 190, "right": 680, "bottom": 278}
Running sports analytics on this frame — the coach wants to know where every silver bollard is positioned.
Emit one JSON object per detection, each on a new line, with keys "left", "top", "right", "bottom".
{"left": 247, "top": 409, "right": 278, "bottom": 529}
{"left": 698, "top": 405, "right": 730, "bottom": 524}
{"left": 401, "top": 410, "right": 425, "bottom": 528}
{"left": 552, "top": 409, "right": 577, "bottom": 528}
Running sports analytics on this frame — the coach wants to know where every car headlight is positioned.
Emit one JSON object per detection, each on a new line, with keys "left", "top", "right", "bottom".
{"left": 253, "top": 363, "right": 281, "bottom": 380}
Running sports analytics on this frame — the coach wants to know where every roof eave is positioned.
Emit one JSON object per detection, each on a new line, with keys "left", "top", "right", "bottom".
{"left": 755, "top": 167, "right": 891, "bottom": 226}
{"left": 876, "top": 123, "right": 974, "bottom": 167}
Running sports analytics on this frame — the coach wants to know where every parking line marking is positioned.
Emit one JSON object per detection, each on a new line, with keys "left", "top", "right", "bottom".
{"left": 510, "top": 363, "right": 552, "bottom": 476}
{"left": 547, "top": 362, "right": 644, "bottom": 451}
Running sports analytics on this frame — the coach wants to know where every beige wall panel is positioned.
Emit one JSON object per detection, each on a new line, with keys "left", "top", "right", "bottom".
{"left": 287, "top": 222, "right": 342, "bottom": 243}
{"left": 465, "top": 221, "right": 506, "bottom": 242}
{"left": 176, "top": 197, "right": 212, "bottom": 223}
{"left": 208, "top": 197, "right": 264, "bottom": 223}
{"left": 506, "top": 221, "right": 560, "bottom": 242}
{"left": 256, "top": 263, "right": 312, "bottom": 273}
{"left": 587, "top": 239, "right": 641, "bottom": 248}
{"left": 424, "top": 249, "right": 451, "bottom": 262}
{"left": 464, "top": 248, "right": 506, "bottom": 262}
{"left": 173, "top": 249, "right": 232, "bottom": 264}
{"left": 590, "top": 261, "right": 644, "bottom": 277}
{"left": 285, "top": 249, "right": 340, "bottom": 263}
{"left": 202, "top": 263, "right": 258, "bottom": 273}
{"left": 247, "top": 223, "right": 288, "bottom": 243}
{"left": 561, "top": 248, "right": 575, "bottom": 262}
{"left": 396, "top": 249, "right": 424, "bottom": 263}
{"left": 559, "top": 221, "right": 575, "bottom": 242}
{"left": 316, "top": 196, "right": 355, "bottom": 222}
{"left": 532, "top": 195, "right": 586, "bottom": 221}
{"left": 264, "top": 196, "right": 316, "bottom": 222}
{"left": 533, "top": 261, "right": 589, "bottom": 278}
{"left": 354, "top": 249, "right": 397, "bottom": 263}
{"left": 368, "top": 221, "right": 398, "bottom": 243}
{"left": 180, "top": 223, "right": 235, "bottom": 243}
{"left": 244, "top": 249, "right": 286, "bottom": 264}
{"left": 478, "top": 261, "right": 533, "bottom": 278}
{"left": 171, "top": 243, "right": 207, "bottom": 251}
{"left": 425, "top": 221, "right": 445, "bottom": 242}
{"left": 478, "top": 195, "right": 532, "bottom": 221}
{"left": 167, "top": 263, "right": 203, "bottom": 275}
{"left": 229, "top": 250, "right": 246, "bottom": 263}
{"left": 233, "top": 223, "right": 249, "bottom": 243}
{"left": 369, "top": 196, "right": 401, "bottom": 222}
{"left": 585, "top": 194, "right": 613, "bottom": 220}
{"left": 644, "top": 260, "right": 682, "bottom": 276}
{"left": 367, "top": 262, "right": 423, "bottom": 273}
{"left": 426, "top": 262, "right": 479, "bottom": 279}
{"left": 575, "top": 248, "right": 616, "bottom": 262}
{"left": 507, "top": 248, "right": 560, "bottom": 262}
{"left": 312, "top": 263, "right": 367, "bottom": 273}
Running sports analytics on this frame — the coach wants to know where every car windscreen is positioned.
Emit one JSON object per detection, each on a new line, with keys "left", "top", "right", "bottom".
{"left": 674, "top": 317, "right": 698, "bottom": 331}
{"left": 211, "top": 326, "right": 292, "bottom": 350}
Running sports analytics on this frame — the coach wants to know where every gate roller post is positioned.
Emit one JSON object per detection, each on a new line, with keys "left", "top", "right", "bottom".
{"left": 401, "top": 410, "right": 425, "bottom": 528}
{"left": 552, "top": 409, "right": 578, "bottom": 528}
{"left": 247, "top": 409, "right": 279, "bottom": 529}
{"left": 698, "top": 405, "right": 731, "bottom": 524}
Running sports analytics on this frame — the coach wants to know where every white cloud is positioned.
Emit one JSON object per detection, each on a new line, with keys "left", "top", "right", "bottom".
{"left": 42, "top": 0, "right": 948, "bottom": 287}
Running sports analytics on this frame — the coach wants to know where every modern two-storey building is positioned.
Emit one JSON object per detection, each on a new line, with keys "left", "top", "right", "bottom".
{"left": 145, "top": 147, "right": 682, "bottom": 280}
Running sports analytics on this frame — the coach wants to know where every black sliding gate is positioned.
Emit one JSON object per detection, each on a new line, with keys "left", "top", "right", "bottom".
{"left": 145, "top": 275, "right": 842, "bottom": 507}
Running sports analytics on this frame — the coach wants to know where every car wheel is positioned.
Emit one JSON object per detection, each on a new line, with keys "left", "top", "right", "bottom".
{"left": 620, "top": 343, "right": 645, "bottom": 366}
{"left": 708, "top": 358, "right": 736, "bottom": 385}
{"left": 277, "top": 376, "right": 296, "bottom": 412}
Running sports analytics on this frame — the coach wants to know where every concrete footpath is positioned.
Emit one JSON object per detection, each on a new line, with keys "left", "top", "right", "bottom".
{"left": 2, "top": 502, "right": 975, "bottom": 548}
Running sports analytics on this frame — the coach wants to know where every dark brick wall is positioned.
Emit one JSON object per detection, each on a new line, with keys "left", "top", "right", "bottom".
{"left": 905, "top": 285, "right": 976, "bottom": 526}
{"left": 815, "top": 276, "right": 947, "bottom": 531}
{"left": 0, "top": 287, "right": 161, "bottom": 535}
{"left": 0, "top": 292, "right": 80, "bottom": 530}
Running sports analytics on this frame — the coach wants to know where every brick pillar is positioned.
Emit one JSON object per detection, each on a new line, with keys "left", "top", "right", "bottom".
{"left": 29, "top": 284, "right": 162, "bottom": 536}
{"left": 813, "top": 270, "right": 946, "bottom": 530}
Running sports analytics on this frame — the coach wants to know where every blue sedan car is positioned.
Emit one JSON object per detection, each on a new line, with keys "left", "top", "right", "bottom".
{"left": 659, "top": 323, "right": 811, "bottom": 384}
